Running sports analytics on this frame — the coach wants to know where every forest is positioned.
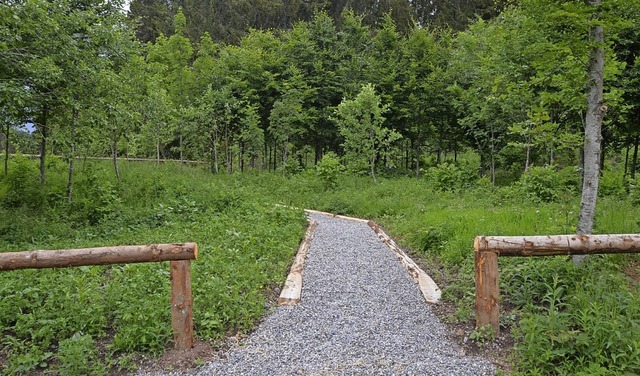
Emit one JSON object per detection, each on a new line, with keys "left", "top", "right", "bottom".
{"left": 2, "top": 0, "right": 639, "bottom": 187}
{"left": 2, "top": 0, "right": 640, "bottom": 375}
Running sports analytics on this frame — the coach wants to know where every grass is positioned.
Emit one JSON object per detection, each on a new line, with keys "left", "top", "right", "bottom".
{"left": 1, "top": 155, "right": 640, "bottom": 375}
{"left": 0, "top": 157, "right": 307, "bottom": 375}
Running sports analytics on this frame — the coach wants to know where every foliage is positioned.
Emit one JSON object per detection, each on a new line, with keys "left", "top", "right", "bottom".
{"left": 515, "top": 261, "right": 640, "bottom": 375}
{"left": 334, "top": 83, "right": 402, "bottom": 181}
{"left": 315, "top": 152, "right": 344, "bottom": 190}
{"left": 0, "top": 161, "right": 307, "bottom": 374}
{"left": 0, "top": 156, "right": 44, "bottom": 209}
{"left": 424, "top": 162, "right": 477, "bottom": 193}
{"left": 519, "top": 165, "right": 580, "bottom": 203}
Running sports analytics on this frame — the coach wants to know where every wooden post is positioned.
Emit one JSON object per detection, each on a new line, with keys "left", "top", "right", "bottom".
{"left": 170, "top": 260, "right": 194, "bottom": 350}
{"left": 474, "top": 237, "right": 500, "bottom": 335}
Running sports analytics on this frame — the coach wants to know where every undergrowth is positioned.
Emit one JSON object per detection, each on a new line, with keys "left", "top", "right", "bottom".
{"left": 1, "top": 156, "right": 639, "bottom": 375}
{"left": 0, "top": 157, "right": 306, "bottom": 375}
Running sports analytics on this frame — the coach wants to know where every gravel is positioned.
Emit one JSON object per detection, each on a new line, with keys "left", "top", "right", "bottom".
{"left": 145, "top": 212, "right": 495, "bottom": 375}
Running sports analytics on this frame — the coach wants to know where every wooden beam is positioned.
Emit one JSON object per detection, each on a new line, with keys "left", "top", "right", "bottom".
{"left": 475, "top": 234, "right": 640, "bottom": 256}
{"left": 170, "top": 260, "right": 194, "bottom": 350}
{"left": 474, "top": 245, "right": 500, "bottom": 335}
{"left": 0, "top": 243, "right": 198, "bottom": 271}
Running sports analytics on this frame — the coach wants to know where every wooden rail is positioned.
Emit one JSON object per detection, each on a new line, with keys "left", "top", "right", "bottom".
{"left": 0, "top": 243, "right": 198, "bottom": 350}
{"left": 474, "top": 234, "right": 640, "bottom": 335}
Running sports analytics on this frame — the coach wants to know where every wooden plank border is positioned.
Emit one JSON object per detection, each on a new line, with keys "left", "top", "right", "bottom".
{"left": 278, "top": 221, "right": 319, "bottom": 305}
{"left": 368, "top": 221, "right": 441, "bottom": 304}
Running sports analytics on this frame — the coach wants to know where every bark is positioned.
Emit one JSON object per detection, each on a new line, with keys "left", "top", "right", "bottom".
{"left": 0, "top": 243, "right": 198, "bottom": 271}
{"left": 632, "top": 135, "right": 639, "bottom": 180}
{"left": 3, "top": 123, "right": 9, "bottom": 176}
{"left": 210, "top": 131, "right": 219, "bottom": 174}
{"left": 475, "top": 250, "right": 500, "bottom": 335}
{"left": 476, "top": 234, "right": 640, "bottom": 256}
{"left": 575, "top": 2, "right": 605, "bottom": 265}
{"left": 170, "top": 259, "right": 194, "bottom": 350}
{"left": 624, "top": 144, "right": 630, "bottom": 182}
{"left": 67, "top": 108, "right": 78, "bottom": 204}
{"left": 415, "top": 142, "right": 421, "bottom": 178}
{"left": 38, "top": 105, "right": 48, "bottom": 186}
{"left": 525, "top": 135, "right": 531, "bottom": 172}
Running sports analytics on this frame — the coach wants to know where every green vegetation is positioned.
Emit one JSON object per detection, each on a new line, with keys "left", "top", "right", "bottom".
{"left": 0, "top": 158, "right": 306, "bottom": 374}
{"left": 3, "top": 0, "right": 640, "bottom": 374}
{"left": 1, "top": 153, "right": 639, "bottom": 375}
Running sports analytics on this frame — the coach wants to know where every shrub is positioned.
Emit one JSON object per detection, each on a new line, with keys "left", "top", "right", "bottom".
{"left": 0, "top": 156, "right": 45, "bottom": 209}
{"left": 425, "top": 162, "right": 475, "bottom": 193}
{"left": 316, "top": 152, "right": 344, "bottom": 190}
{"left": 71, "top": 168, "right": 121, "bottom": 225}
{"left": 519, "top": 165, "right": 579, "bottom": 203}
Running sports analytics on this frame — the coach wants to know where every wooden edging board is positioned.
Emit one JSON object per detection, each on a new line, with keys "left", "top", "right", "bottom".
{"left": 278, "top": 209, "right": 441, "bottom": 305}
{"left": 368, "top": 221, "right": 441, "bottom": 303}
{"left": 278, "top": 220, "right": 319, "bottom": 305}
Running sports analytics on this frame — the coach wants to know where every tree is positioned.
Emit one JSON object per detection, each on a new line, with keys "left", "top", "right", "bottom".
{"left": 334, "top": 83, "right": 401, "bottom": 182}
{"left": 269, "top": 65, "right": 314, "bottom": 174}
{"left": 574, "top": 0, "right": 605, "bottom": 264}
{"left": 146, "top": 7, "right": 193, "bottom": 162}
{"left": 128, "top": 0, "right": 176, "bottom": 43}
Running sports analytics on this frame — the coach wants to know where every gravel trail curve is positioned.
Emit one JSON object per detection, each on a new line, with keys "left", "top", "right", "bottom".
{"left": 181, "top": 212, "right": 494, "bottom": 375}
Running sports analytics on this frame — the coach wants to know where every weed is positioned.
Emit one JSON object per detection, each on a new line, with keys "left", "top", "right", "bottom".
{"left": 469, "top": 324, "right": 496, "bottom": 344}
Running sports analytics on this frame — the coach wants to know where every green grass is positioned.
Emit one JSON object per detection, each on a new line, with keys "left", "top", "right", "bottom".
{"left": 1, "top": 156, "right": 640, "bottom": 375}
{"left": 0, "top": 158, "right": 307, "bottom": 375}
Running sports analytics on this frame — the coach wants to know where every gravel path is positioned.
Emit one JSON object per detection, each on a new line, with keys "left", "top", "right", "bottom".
{"left": 161, "top": 213, "right": 495, "bottom": 375}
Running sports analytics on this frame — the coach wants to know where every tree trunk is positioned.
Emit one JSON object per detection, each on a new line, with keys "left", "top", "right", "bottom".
{"left": 415, "top": 143, "right": 421, "bottom": 178}
{"left": 624, "top": 144, "right": 630, "bottom": 182}
{"left": 574, "top": 1, "right": 605, "bottom": 265}
{"left": 600, "top": 126, "right": 606, "bottom": 175}
{"left": 525, "top": 134, "right": 531, "bottom": 172}
{"left": 179, "top": 132, "right": 183, "bottom": 166}
{"left": 67, "top": 108, "right": 78, "bottom": 204}
{"left": 38, "top": 105, "right": 48, "bottom": 187}
{"left": 210, "top": 130, "right": 219, "bottom": 174}
{"left": 632, "top": 135, "right": 639, "bottom": 180}
{"left": 4, "top": 123, "right": 9, "bottom": 176}
{"left": 112, "top": 126, "right": 120, "bottom": 181}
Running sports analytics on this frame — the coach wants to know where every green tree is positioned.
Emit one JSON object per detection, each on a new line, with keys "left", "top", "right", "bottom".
{"left": 334, "top": 83, "right": 401, "bottom": 182}
{"left": 269, "top": 65, "right": 315, "bottom": 174}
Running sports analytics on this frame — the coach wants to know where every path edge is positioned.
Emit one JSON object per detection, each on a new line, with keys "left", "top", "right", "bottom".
{"left": 277, "top": 220, "right": 318, "bottom": 305}
{"left": 367, "top": 221, "right": 442, "bottom": 303}
{"left": 303, "top": 209, "right": 441, "bottom": 304}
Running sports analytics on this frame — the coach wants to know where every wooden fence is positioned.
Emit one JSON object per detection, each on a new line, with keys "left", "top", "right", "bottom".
{"left": 474, "top": 234, "right": 640, "bottom": 335}
{"left": 0, "top": 243, "right": 198, "bottom": 350}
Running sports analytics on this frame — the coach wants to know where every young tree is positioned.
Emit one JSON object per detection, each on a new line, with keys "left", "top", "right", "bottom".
{"left": 334, "top": 83, "right": 401, "bottom": 182}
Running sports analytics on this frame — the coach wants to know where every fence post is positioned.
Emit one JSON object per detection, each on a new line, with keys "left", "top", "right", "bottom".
{"left": 474, "top": 237, "right": 500, "bottom": 335}
{"left": 170, "top": 260, "right": 194, "bottom": 350}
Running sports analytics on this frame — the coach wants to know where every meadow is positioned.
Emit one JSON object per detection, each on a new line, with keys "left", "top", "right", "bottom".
{"left": 1, "top": 154, "right": 639, "bottom": 375}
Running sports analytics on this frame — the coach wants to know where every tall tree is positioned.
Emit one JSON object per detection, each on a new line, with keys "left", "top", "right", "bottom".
{"left": 574, "top": 0, "right": 605, "bottom": 264}
{"left": 334, "top": 83, "right": 401, "bottom": 182}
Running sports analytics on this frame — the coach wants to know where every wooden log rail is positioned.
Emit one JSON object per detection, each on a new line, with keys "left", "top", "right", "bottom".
{"left": 474, "top": 234, "right": 640, "bottom": 335}
{"left": 0, "top": 243, "right": 198, "bottom": 350}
